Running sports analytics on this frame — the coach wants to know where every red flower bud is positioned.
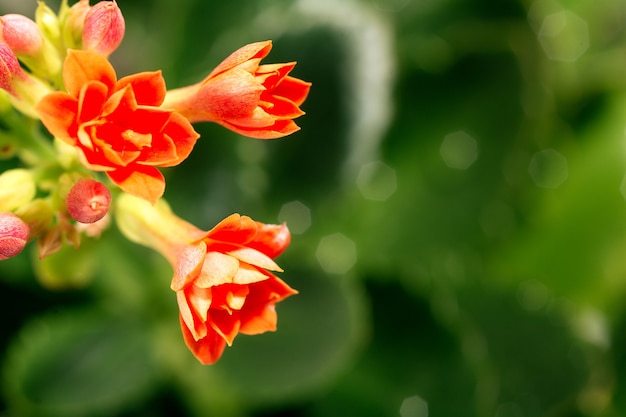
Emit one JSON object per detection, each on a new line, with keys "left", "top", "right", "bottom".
{"left": 0, "top": 212, "right": 29, "bottom": 260}
{"left": 82, "top": 0, "right": 125, "bottom": 56}
{"left": 0, "top": 41, "right": 26, "bottom": 94}
{"left": 0, "top": 14, "right": 43, "bottom": 56}
{"left": 66, "top": 178, "right": 112, "bottom": 224}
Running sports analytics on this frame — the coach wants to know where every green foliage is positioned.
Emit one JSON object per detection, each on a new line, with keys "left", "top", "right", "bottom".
{"left": 1, "top": 0, "right": 626, "bottom": 416}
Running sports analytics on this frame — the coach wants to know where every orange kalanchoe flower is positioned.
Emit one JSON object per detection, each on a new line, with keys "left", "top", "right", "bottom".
{"left": 116, "top": 194, "right": 297, "bottom": 364}
{"left": 162, "top": 40, "right": 311, "bottom": 139}
{"left": 174, "top": 214, "right": 297, "bottom": 364}
{"left": 36, "top": 50, "right": 200, "bottom": 203}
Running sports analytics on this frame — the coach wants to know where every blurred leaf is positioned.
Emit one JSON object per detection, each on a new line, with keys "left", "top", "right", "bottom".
{"left": 2, "top": 309, "right": 159, "bottom": 417}
{"left": 487, "top": 95, "right": 626, "bottom": 310}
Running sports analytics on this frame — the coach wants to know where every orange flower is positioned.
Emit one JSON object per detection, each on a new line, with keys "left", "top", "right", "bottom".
{"left": 162, "top": 40, "right": 311, "bottom": 139}
{"left": 116, "top": 194, "right": 297, "bottom": 364}
{"left": 36, "top": 50, "right": 199, "bottom": 203}
{"left": 171, "top": 213, "right": 296, "bottom": 364}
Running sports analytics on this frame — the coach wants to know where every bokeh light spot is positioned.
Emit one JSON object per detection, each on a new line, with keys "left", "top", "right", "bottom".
{"left": 316, "top": 233, "right": 357, "bottom": 274}
{"left": 538, "top": 11, "right": 589, "bottom": 62}
{"left": 278, "top": 201, "right": 311, "bottom": 235}
{"left": 517, "top": 279, "right": 549, "bottom": 311}
{"left": 356, "top": 161, "right": 397, "bottom": 201}
{"left": 400, "top": 395, "right": 428, "bottom": 417}
{"left": 440, "top": 131, "right": 478, "bottom": 170}
{"left": 528, "top": 149, "right": 568, "bottom": 188}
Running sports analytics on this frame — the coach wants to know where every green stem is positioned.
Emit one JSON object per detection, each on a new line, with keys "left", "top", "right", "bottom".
{"left": 3, "top": 110, "right": 57, "bottom": 165}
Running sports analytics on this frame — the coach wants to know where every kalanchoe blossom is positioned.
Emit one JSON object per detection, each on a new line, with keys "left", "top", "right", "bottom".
{"left": 82, "top": 0, "right": 125, "bottom": 56}
{"left": 0, "top": 212, "right": 30, "bottom": 260}
{"left": 162, "top": 40, "right": 311, "bottom": 139}
{"left": 116, "top": 194, "right": 297, "bottom": 364}
{"left": 65, "top": 178, "right": 112, "bottom": 223}
{"left": 36, "top": 49, "right": 200, "bottom": 204}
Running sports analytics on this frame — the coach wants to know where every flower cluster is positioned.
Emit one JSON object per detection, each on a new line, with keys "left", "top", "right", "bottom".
{"left": 0, "top": 0, "right": 309, "bottom": 364}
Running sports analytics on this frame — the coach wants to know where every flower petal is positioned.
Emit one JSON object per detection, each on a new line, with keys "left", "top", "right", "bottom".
{"left": 36, "top": 92, "right": 78, "bottom": 142}
{"left": 208, "top": 309, "right": 241, "bottom": 346}
{"left": 63, "top": 49, "right": 116, "bottom": 98}
{"left": 207, "top": 40, "right": 272, "bottom": 79}
{"left": 228, "top": 247, "right": 282, "bottom": 271}
{"left": 106, "top": 164, "right": 165, "bottom": 204}
{"left": 249, "top": 222, "right": 290, "bottom": 258}
{"left": 207, "top": 213, "right": 258, "bottom": 244}
{"left": 180, "top": 315, "right": 227, "bottom": 365}
{"left": 116, "top": 70, "right": 166, "bottom": 106}
{"left": 171, "top": 241, "right": 207, "bottom": 291}
{"left": 232, "top": 263, "right": 270, "bottom": 285}
{"left": 195, "top": 251, "right": 239, "bottom": 288}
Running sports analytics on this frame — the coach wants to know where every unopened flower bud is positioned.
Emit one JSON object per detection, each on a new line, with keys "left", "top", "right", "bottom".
{"left": 0, "top": 212, "right": 29, "bottom": 260}
{"left": 61, "top": 0, "right": 91, "bottom": 50}
{"left": 0, "top": 41, "right": 27, "bottom": 95}
{"left": 36, "top": 0, "right": 62, "bottom": 49}
{"left": 66, "top": 178, "right": 112, "bottom": 223}
{"left": 0, "top": 168, "right": 36, "bottom": 212}
{"left": 0, "top": 14, "right": 43, "bottom": 56}
{"left": 82, "top": 1, "right": 125, "bottom": 56}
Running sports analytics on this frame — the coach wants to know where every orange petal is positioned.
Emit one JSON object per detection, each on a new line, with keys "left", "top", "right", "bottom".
{"left": 63, "top": 49, "right": 116, "bottom": 98}
{"left": 77, "top": 80, "right": 109, "bottom": 123}
{"left": 239, "top": 304, "right": 278, "bottom": 335}
{"left": 36, "top": 92, "right": 78, "bottom": 142}
{"left": 208, "top": 309, "right": 241, "bottom": 346}
{"left": 249, "top": 222, "right": 290, "bottom": 258}
{"left": 220, "top": 118, "right": 301, "bottom": 139}
{"left": 188, "top": 285, "right": 213, "bottom": 321}
{"left": 171, "top": 241, "right": 206, "bottom": 291}
{"left": 157, "top": 112, "right": 200, "bottom": 167}
{"left": 261, "top": 93, "right": 305, "bottom": 119}
{"left": 207, "top": 213, "right": 258, "bottom": 244}
{"left": 195, "top": 251, "right": 239, "bottom": 288}
{"left": 274, "top": 76, "right": 311, "bottom": 106}
{"left": 232, "top": 263, "right": 270, "bottom": 285}
{"left": 106, "top": 164, "right": 165, "bottom": 204}
{"left": 207, "top": 40, "right": 272, "bottom": 79}
{"left": 180, "top": 314, "right": 227, "bottom": 365}
{"left": 116, "top": 70, "right": 166, "bottom": 106}
{"left": 228, "top": 247, "right": 282, "bottom": 271}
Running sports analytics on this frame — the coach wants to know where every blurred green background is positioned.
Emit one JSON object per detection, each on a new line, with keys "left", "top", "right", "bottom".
{"left": 1, "top": 0, "right": 626, "bottom": 416}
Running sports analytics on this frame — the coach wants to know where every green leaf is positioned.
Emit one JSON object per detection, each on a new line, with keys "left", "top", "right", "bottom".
{"left": 2, "top": 308, "right": 159, "bottom": 417}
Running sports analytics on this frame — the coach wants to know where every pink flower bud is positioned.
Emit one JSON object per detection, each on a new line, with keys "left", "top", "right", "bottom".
{"left": 66, "top": 178, "right": 112, "bottom": 224}
{"left": 0, "top": 41, "right": 26, "bottom": 94}
{"left": 0, "top": 14, "right": 43, "bottom": 56}
{"left": 82, "top": 1, "right": 125, "bottom": 56}
{"left": 0, "top": 212, "right": 29, "bottom": 260}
